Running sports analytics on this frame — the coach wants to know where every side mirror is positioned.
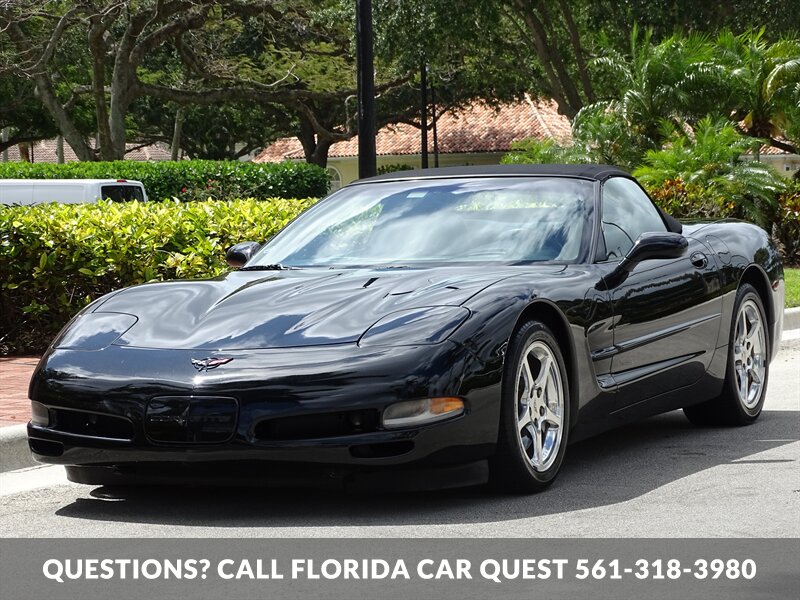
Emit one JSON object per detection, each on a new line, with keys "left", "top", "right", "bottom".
{"left": 226, "top": 241, "right": 262, "bottom": 269}
{"left": 599, "top": 232, "right": 688, "bottom": 290}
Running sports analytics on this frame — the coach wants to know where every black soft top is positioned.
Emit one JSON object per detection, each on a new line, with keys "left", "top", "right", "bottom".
{"left": 350, "top": 164, "right": 631, "bottom": 185}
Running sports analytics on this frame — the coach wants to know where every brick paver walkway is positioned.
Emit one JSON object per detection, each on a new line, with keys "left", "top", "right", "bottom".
{"left": 0, "top": 356, "right": 38, "bottom": 427}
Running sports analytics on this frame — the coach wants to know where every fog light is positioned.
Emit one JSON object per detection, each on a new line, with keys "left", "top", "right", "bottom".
{"left": 30, "top": 401, "right": 50, "bottom": 427}
{"left": 382, "top": 397, "right": 464, "bottom": 429}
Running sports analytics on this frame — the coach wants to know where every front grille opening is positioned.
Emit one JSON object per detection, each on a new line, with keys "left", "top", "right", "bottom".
{"left": 349, "top": 441, "right": 414, "bottom": 459}
{"left": 51, "top": 408, "right": 135, "bottom": 441}
{"left": 254, "top": 409, "right": 379, "bottom": 441}
{"left": 145, "top": 397, "right": 238, "bottom": 444}
{"left": 29, "top": 438, "right": 64, "bottom": 456}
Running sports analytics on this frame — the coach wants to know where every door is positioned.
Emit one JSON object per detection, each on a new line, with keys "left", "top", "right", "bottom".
{"left": 598, "top": 177, "right": 721, "bottom": 405}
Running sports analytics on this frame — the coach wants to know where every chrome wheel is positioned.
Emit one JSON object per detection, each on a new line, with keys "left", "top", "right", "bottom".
{"left": 515, "top": 340, "right": 564, "bottom": 472}
{"left": 733, "top": 298, "right": 766, "bottom": 409}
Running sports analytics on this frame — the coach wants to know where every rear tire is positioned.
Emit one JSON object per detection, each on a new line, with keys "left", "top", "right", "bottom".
{"left": 684, "top": 283, "right": 769, "bottom": 427}
{"left": 491, "top": 320, "right": 570, "bottom": 493}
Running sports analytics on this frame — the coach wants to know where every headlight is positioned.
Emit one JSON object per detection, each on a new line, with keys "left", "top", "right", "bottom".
{"left": 359, "top": 306, "right": 469, "bottom": 347}
{"left": 383, "top": 397, "right": 465, "bottom": 429}
{"left": 30, "top": 401, "right": 50, "bottom": 426}
{"left": 54, "top": 312, "right": 137, "bottom": 351}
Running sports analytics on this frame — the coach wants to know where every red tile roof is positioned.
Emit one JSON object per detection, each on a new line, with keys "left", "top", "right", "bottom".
{"left": 750, "top": 144, "right": 794, "bottom": 156}
{"left": 255, "top": 97, "right": 572, "bottom": 163}
{"left": 1, "top": 140, "right": 173, "bottom": 163}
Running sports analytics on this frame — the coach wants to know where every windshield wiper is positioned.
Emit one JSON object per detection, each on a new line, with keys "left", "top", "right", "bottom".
{"left": 239, "top": 263, "right": 300, "bottom": 271}
{"left": 324, "top": 264, "right": 411, "bottom": 270}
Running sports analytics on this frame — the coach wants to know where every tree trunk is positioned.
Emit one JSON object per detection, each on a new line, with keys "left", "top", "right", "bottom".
{"left": 307, "top": 140, "right": 332, "bottom": 168}
{"left": 33, "top": 73, "right": 95, "bottom": 161}
{"left": 508, "top": 0, "right": 578, "bottom": 117}
{"left": 534, "top": 1, "right": 583, "bottom": 113}
{"left": 56, "top": 136, "right": 65, "bottom": 164}
{"left": 557, "top": 0, "right": 594, "bottom": 103}
{"left": 297, "top": 116, "right": 318, "bottom": 162}
{"left": 294, "top": 115, "right": 331, "bottom": 167}
{"left": 89, "top": 20, "right": 115, "bottom": 161}
{"left": 108, "top": 59, "right": 136, "bottom": 160}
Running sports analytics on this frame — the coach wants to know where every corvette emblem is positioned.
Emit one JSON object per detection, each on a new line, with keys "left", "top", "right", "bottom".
{"left": 191, "top": 357, "right": 234, "bottom": 372}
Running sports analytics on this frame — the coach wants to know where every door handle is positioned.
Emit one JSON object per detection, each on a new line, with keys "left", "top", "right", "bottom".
{"left": 690, "top": 252, "right": 708, "bottom": 269}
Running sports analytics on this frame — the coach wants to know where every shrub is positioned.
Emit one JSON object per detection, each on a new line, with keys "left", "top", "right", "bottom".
{"left": 774, "top": 182, "right": 800, "bottom": 266}
{"left": 0, "top": 160, "right": 328, "bottom": 200}
{"left": 377, "top": 163, "right": 415, "bottom": 175}
{"left": 646, "top": 177, "right": 732, "bottom": 220}
{"left": 502, "top": 138, "right": 592, "bottom": 165}
{"left": 633, "top": 118, "right": 785, "bottom": 228}
{"left": 0, "top": 198, "right": 316, "bottom": 355}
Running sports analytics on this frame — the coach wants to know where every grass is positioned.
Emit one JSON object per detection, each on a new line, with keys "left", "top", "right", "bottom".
{"left": 786, "top": 268, "right": 800, "bottom": 308}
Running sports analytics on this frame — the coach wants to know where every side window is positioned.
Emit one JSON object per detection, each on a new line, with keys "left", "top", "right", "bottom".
{"left": 601, "top": 177, "right": 666, "bottom": 260}
{"left": 101, "top": 185, "right": 144, "bottom": 202}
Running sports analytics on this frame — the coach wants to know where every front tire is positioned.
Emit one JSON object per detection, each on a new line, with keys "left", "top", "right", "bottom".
{"left": 684, "top": 283, "right": 769, "bottom": 427}
{"left": 492, "top": 320, "right": 570, "bottom": 493}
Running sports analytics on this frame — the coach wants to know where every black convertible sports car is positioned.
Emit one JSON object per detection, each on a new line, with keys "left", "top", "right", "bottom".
{"left": 27, "top": 165, "right": 784, "bottom": 492}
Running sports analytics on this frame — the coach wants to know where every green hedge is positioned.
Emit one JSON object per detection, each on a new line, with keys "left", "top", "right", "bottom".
{"left": 0, "top": 160, "right": 328, "bottom": 200}
{"left": 0, "top": 198, "right": 316, "bottom": 355}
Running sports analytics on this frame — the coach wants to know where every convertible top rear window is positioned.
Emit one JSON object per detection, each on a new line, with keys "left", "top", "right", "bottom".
{"left": 251, "top": 177, "right": 594, "bottom": 268}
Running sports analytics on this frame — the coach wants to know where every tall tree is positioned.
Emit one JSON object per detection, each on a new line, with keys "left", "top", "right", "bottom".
{"left": 0, "top": 0, "right": 413, "bottom": 163}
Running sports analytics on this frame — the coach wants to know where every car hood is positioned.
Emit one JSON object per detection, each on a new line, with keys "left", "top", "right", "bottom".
{"left": 93, "top": 267, "right": 526, "bottom": 350}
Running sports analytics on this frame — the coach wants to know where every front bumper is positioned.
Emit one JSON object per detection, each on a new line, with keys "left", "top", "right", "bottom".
{"left": 27, "top": 342, "right": 502, "bottom": 479}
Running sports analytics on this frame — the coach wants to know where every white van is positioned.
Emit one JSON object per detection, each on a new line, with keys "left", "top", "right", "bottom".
{"left": 0, "top": 179, "right": 148, "bottom": 205}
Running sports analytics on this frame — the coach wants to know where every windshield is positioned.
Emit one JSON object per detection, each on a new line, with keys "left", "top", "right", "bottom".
{"left": 249, "top": 177, "right": 594, "bottom": 268}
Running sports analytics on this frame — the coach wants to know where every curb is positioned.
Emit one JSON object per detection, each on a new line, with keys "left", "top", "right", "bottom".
{"left": 1, "top": 307, "right": 799, "bottom": 475}
{"left": 785, "top": 307, "right": 800, "bottom": 331}
{"left": 0, "top": 424, "right": 37, "bottom": 473}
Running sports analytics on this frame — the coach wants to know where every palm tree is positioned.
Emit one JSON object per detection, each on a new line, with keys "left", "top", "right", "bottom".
{"left": 591, "top": 26, "right": 716, "bottom": 147}
{"left": 713, "top": 29, "right": 800, "bottom": 154}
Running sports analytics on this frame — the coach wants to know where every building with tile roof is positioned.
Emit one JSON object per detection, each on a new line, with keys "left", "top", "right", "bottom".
{"left": 1, "top": 139, "right": 173, "bottom": 164}
{"left": 741, "top": 142, "right": 800, "bottom": 179}
{"left": 254, "top": 97, "right": 572, "bottom": 188}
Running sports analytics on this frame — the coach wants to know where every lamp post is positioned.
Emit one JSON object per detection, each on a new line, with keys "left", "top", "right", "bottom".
{"left": 420, "top": 61, "right": 428, "bottom": 169}
{"left": 356, "top": 0, "right": 376, "bottom": 178}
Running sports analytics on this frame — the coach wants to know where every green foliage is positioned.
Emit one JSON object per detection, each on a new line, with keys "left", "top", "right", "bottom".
{"left": 592, "top": 27, "right": 717, "bottom": 140}
{"left": 578, "top": 27, "right": 800, "bottom": 160}
{"left": 502, "top": 138, "right": 592, "bottom": 166}
{"left": 502, "top": 103, "right": 652, "bottom": 170}
{"left": 0, "top": 198, "right": 317, "bottom": 354}
{"left": 376, "top": 163, "right": 415, "bottom": 175}
{"left": 0, "top": 160, "right": 328, "bottom": 200}
{"left": 712, "top": 30, "right": 800, "bottom": 144}
{"left": 633, "top": 118, "right": 785, "bottom": 227}
{"left": 583, "top": 1, "right": 800, "bottom": 46}
{"left": 133, "top": 100, "right": 293, "bottom": 161}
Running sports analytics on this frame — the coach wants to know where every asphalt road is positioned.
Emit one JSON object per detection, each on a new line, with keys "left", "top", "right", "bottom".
{"left": 1, "top": 338, "right": 798, "bottom": 538}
